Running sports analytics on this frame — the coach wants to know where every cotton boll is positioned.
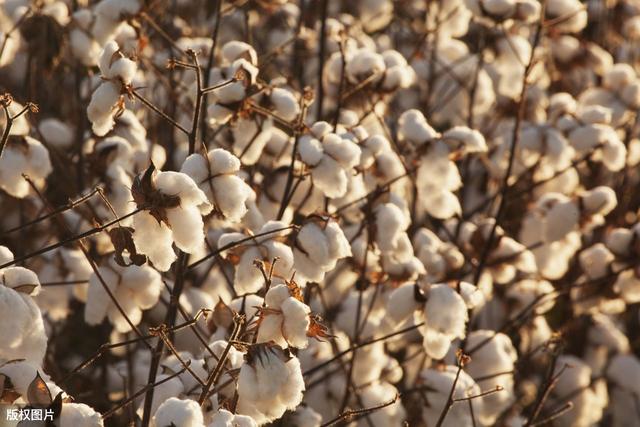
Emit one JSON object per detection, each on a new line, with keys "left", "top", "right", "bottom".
{"left": 39, "top": 118, "right": 74, "bottom": 148}
{"left": 546, "top": 0, "right": 587, "bottom": 33}
{"left": 166, "top": 206, "right": 206, "bottom": 254}
{"left": 345, "top": 49, "right": 385, "bottom": 84}
{"left": 386, "top": 283, "right": 422, "bottom": 324}
{"left": 0, "top": 278, "right": 48, "bottom": 364}
{"left": 464, "top": 330, "right": 517, "bottom": 424}
{"left": 180, "top": 150, "right": 251, "bottom": 222}
{"left": 269, "top": 87, "right": 299, "bottom": 121}
{"left": 422, "top": 284, "right": 468, "bottom": 359}
{"left": 209, "top": 409, "right": 257, "bottom": 427}
{"left": 132, "top": 211, "right": 176, "bottom": 272}
{"left": 398, "top": 109, "right": 439, "bottom": 144}
{"left": 602, "top": 138, "right": 627, "bottom": 171}
{"left": 237, "top": 344, "right": 305, "bottom": 425}
{"left": 151, "top": 398, "right": 204, "bottom": 427}
{"left": 0, "top": 246, "right": 14, "bottom": 265}
{"left": 580, "top": 186, "right": 617, "bottom": 217}
{"left": 257, "top": 284, "right": 311, "bottom": 349}
{"left": 420, "top": 366, "right": 483, "bottom": 427}
{"left": 58, "top": 403, "right": 104, "bottom": 427}
{"left": 0, "top": 136, "right": 53, "bottom": 198}
{"left": 221, "top": 41, "right": 258, "bottom": 65}
{"left": 87, "top": 80, "right": 121, "bottom": 136}
{"left": 136, "top": 375, "right": 185, "bottom": 420}
{"left": 443, "top": 126, "right": 487, "bottom": 153}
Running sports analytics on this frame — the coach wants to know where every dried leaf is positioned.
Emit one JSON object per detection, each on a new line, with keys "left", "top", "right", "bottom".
{"left": 27, "top": 372, "right": 52, "bottom": 407}
{"left": 108, "top": 226, "right": 147, "bottom": 266}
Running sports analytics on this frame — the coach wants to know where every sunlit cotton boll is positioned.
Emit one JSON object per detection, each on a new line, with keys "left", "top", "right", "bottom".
{"left": 257, "top": 283, "right": 311, "bottom": 349}
{"left": 0, "top": 266, "right": 48, "bottom": 364}
{"left": 84, "top": 261, "right": 163, "bottom": 333}
{"left": 293, "top": 219, "right": 352, "bottom": 283}
{"left": 422, "top": 284, "right": 468, "bottom": 359}
{"left": 132, "top": 169, "right": 213, "bottom": 271}
{"left": 151, "top": 398, "right": 204, "bottom": 427}
{"left": 181, "top": 148, "right": 252, "bottom": 222}
{"left": 236, "top": 344, "right": 305, "bottom": 425}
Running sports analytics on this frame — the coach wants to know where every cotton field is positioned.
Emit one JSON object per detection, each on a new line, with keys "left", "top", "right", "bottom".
{"left": 1, "top": 0, "right": 640, "bottom": 426}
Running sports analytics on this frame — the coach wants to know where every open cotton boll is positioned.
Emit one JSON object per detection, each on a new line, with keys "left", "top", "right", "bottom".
{"left": 151, "top": 398, "right": 204, "bottom": 427}
{"left": 386, "top": 283, "right": 422, "bottom": 325}
{"left": 0, "top": 245, "right": 14, "bottom": 265}
{"left": 237, "top": 344, "right": 305, "bottom": 425}
{"left": 464, "top": 330, "right": 517, "bottom": 423}
{"left": 297, "top": 126, "right": 361, "bottom": 199}
{"left": 398, "top": 109, "right": 439, "bottom": 144}
{"left": 209, "top": 409, "right": 257, "bottom": 427}
{"left": 294, "top": 219, "right": 351, "bottom": 283}
{"left": 0, "top": 360, "right": 64, "bottom": 403}
{"left": 221, "top": 40, "right": 258, "bottom": 65}
{"left": 546, "top": 0, "right": 587, "bottom": 33}
{"left": 257, "top": 284, "right": 311, "bottom": 348}
{"left": 87, "top": 80, "right": 121, "bottom": 136}
{"left": 420, "top": 366, "right": 483, "bottom": 427}
{"left": 580, "top": 186, "right": 617, "bottom": 216}
{"left": 132, "top": 211, "right": 176, "bottom": 271}
{"left": 375, "top": 202, "right": 410, "bottom": 253}
{"left": 580, "top": 244, "right": 614, "bottom": 280}
{"left": 180, "top": 150, "right": 251, "bottom": 222}
{"left": 269, "top": 87, "right": 300, "bottom": 121}
{"left": 58, "top": 403, "right": 104, "bottom": 427}
{"left": 39, "top": 118, "right": 74, "bottom": 148}
{"left": 136, "top": 374, "right": 185, "bottom": 420}
{"left": 84, "top": 263, "right": 162, "bottom": 332}
{"left": 345, "top": 49, "right": 385, "bottom": 84}
{"left": 358, "top": 382, "right": 405, "bottom": 426}
{"left": 422, "top": 284, "right": 468, "bottom": 359}
{"left": 443, "top": 126, "right": 487, "bottom": 153}
{"left": 88, "top": 41, "right": 137, "bottom": 136}
{"left": 0, "top": 136, "right": 53, "bottom": 198}
{"left": 0, "top": 268, "right": 48, "bottom": 364}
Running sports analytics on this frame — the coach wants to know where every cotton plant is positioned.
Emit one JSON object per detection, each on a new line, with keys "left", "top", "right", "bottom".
{"left": 410, "top": 38, "right": 496, "bottom": 126}
{"left": 180, "top": 148, "right": 252, "bottom": 223}
{"left": 297, "top": 121, "right": 362, "bottom": 199}
{"left": 130, "top": 164, "right": 213, "bottom": 271}
{"left": 0, "top": 359, "right": 105, "bottom": 426}
{"left": 84, "top": 259, "right": 163, "bottom": 333}
{"left": 464, "top": 0, "right": 540, "bottom": 23}
{"left": 33, "top": 248, "right": 93, "bottom": 321}
{"left": 87, "top": 40, "right": 137, "bottom": 136}
{"left": 236, "top": 343, "right": 305, "bottom": 425}
{"left": 0, "top": 259, "right": 48, "bottom": 364}
{"left": 520, "top": 187, "right": 617, "bottom": 279}
{"left": 398, "top": 109, "right": 487, "bottom": 219}
{"left": 0, "top": 135, "right": 53, "bottom": 198}
{"left": 255, "top": 283, "right": 311, "bottom": 349}
{"left": 457, "top": 331, "right": 515, "bottom": 425}
{"left": 292, "top": 216, "right": 351, "bottom": 284}
{"left": 419, "top": 365, "right": 484, "bottom": 427}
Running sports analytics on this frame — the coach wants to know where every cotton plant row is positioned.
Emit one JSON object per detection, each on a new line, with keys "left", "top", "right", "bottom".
{"left": 3, "top": 0, "right": 640, "bottom": 427}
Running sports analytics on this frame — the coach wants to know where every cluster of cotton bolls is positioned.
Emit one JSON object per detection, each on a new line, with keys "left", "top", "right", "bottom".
{"left": 7, "top": 0, "right": 640, "bottom": 426}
